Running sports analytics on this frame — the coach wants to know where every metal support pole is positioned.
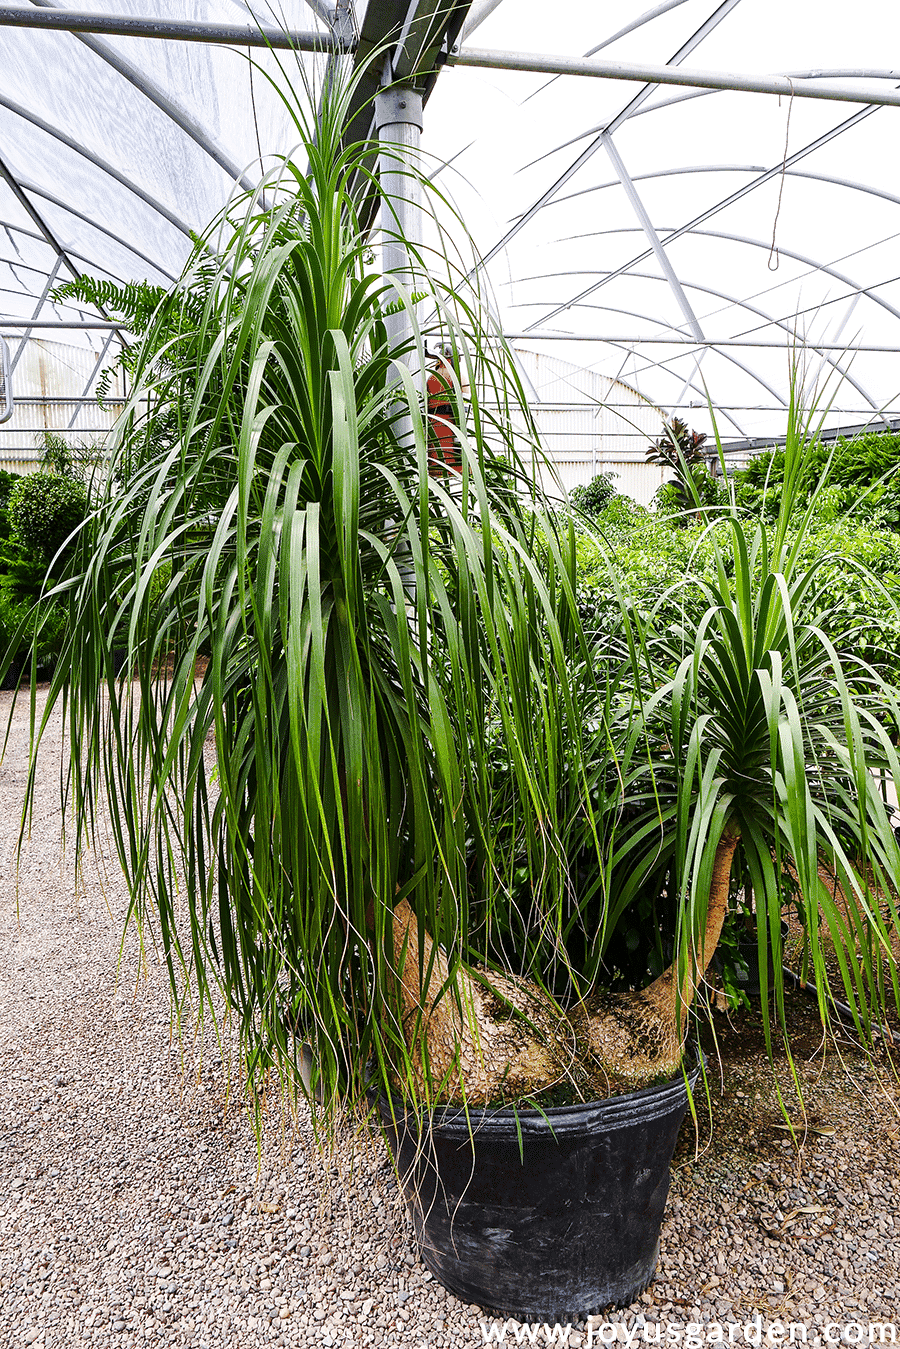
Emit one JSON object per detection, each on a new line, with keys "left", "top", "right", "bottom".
{"left": 375, "top": 86, "right": 424, "bottom": 361}
{"left": 450, "top": 47, "right": 900, "bottom": 110}
{"left": 0, "top": 321, "right": 125, "bottom": 329}
{"left": 600, "top": 133, "right": 704, "bottom": 344}
{"left": 1, "top": 8, "right": 899, "bottom": 111}
{"left": 0, "top": 8, "right": 346, "bottom": 50}
{"left": 600, "top": 131, "right": 708, "bottom": 407}
{"left": 375, "top": 85, "right": 425, "bottom": 596}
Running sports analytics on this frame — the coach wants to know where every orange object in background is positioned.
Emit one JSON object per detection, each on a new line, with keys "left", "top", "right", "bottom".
{"left": 426, "top": 351, "right": 462, "bottom": 476}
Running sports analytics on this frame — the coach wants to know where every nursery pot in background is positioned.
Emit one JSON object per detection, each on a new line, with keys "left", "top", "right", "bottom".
{"left": 711, "top": 920, "right": 790, "bottom": 996}
{"left": 377, "top": 1053, "right": 704, "bottom": 1321}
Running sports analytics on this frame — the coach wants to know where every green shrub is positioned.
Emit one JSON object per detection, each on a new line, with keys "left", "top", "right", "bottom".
{"left": 569, "top": 471, "right": 618, "bottom": 518}
{"left": 8, "top": 471, "right": 88, "bottom": 561}
{"left": 733, "top": 428, "right": 900, "bottom": 526}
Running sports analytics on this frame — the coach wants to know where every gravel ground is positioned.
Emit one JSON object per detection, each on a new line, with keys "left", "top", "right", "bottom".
{"left": 2, "top": 688, "right": 899, "bottom": 1349}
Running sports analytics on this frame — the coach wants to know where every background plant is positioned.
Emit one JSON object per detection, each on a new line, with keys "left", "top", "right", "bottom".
{"left": 647, "top": 416, "right": 720, "bottom": 522}
{"left": 0, "top": 436, "right": 97, "bottom": 681}
{"left": 7, "top": 469, "right": 88, "bottom": 562}
{"left": 569, "top": 470, "right": 618, "bottom": 519}
{"left": 732, "top": 427, "right": 900, "bottom": 528}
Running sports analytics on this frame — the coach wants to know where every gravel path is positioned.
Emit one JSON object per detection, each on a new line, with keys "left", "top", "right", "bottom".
{"left": 1, "top": 689, "right": 899, "bottom": 1349}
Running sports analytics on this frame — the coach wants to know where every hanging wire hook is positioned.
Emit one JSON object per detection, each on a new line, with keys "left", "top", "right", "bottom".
{"left": 768, "top": 78, "right": 796, "bottom": 271}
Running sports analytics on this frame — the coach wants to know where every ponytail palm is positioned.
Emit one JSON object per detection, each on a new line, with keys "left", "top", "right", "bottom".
{"left": 24, "top": 71, "right": 592, "bottom": 1118}
{"left": 591, "top": 386, "right": 900, "bottom": 1082}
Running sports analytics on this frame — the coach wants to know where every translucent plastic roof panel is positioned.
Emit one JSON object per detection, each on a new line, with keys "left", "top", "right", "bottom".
{"left": 0, "top": 0, "right": 899, "bottom": 442}
{"left": 0, "top": 0, "right": 336, "bottom": 312}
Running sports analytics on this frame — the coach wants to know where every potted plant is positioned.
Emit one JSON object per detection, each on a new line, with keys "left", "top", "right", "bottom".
{"left": 19, "top": 70, "right": 900, "bottom": 1320}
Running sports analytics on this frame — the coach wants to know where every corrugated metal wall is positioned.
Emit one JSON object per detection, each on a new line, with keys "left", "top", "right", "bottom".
{"left": 0, "top": 337, "right": 125, "bottom": 473}
{"left": 511, "top": 349, "right": 669, "bottom": 506}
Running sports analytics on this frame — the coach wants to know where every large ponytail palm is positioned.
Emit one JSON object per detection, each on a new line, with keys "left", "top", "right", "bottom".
{"left": 25, "top": 70, "right": 591, "bottom": 1118}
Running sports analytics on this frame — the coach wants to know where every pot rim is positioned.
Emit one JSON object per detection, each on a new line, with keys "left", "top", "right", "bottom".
{"left": 377, "top": 1045, "right": 705, "bottom": 1140}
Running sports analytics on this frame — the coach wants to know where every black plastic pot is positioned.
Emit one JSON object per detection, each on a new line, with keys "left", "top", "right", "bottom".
{"left": 377, "top": 1052, "right": 703, "bottom": 1321}
{"left": 0, "top": 656, "right": 23, "bottom": 691}
{"left": 712, "top": 920, "right": 790, "bottom": 995}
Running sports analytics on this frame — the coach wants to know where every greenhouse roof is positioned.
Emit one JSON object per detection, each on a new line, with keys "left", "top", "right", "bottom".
{"left": 0, "top": 0, "right": 899, "bottom": 443}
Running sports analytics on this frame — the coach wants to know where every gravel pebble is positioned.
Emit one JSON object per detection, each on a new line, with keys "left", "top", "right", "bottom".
{"left": 2, "top": 688, "right": 898, "bottom": 1347}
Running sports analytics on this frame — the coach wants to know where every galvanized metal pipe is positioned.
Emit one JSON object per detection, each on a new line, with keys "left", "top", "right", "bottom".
{"left": 0, "top": 7, "right": 346, "bottom": 49}
{"left": 375, "top": 87, "right": 424, "bottom": 359}
{"left": 1, "top": 8, "right": 899, "bottom": 113}
{"left": 452, "top": 47, "right": 900, "bottom": 110}
{"left": 503, "top": 334, "right": 900, "bottom": 350}
{"left": 6, "top": 395, "right": 126, "bottom": 403}
{"left": 0, "top": 321, "right": 125, "bottom": 329}
{"left": 0, "top": 91, "right": 196, "bottom": 240}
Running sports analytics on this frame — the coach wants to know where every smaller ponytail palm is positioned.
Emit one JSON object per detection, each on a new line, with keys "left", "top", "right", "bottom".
{"left": 589, "top": 377, "right": 900, "bottom": 1084}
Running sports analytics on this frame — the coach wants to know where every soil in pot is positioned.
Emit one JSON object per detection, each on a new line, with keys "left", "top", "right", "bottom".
{"left": 377, "top": 1052, "right": 704, "bottom": 1321}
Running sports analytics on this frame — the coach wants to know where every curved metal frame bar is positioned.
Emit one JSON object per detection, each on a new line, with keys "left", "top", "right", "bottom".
{"left": 529, "top": 112, "right": 885, "bottom": 329}
{"left": 0, "top": 93, "right": 196, "bottom": 240}
{"left": 509, "top": 239, "right": 891, "bottom": 420}
{"left": 25, "top": 0, "right": 261, "bottom": 196}
{"left": 538, "top": 223, "right": 900, "bottom": 328}
{"left": 0, "top": 195, "right": 178, "bottom": 286}
{"left": 0, "top": 8, "right": 344, "bottom": 50}
{"left": 513, "top": 288, "right": 786, "bottom": 412}
{"left": 15, "top": 181, "right": 179, "bottom": 283}
{"left": 545, "top": 163, "right": 900, "bottom": 217}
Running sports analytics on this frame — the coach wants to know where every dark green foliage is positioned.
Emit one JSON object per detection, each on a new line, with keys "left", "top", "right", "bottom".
{"left": 0, "top": 469, "right": 19, "bottom": 552}
{"left": 569, "top": 471, "right": 618, "bottom": 518}
{"left": 647, "top": 417, "right": 719, "bottom": 521}
{"left": 0, "top": 469, "right": 17, "bottom": 508}
{"left": 0, "top": 591, "right": 67, "bottom": 673}
{"left": 0, "top": 464, "right": 80, "bottom": 680}
{"left": 734, "top": 428, "right": 900, "bottom": 527}
{"left": 0, "top": 469, "right": 35, "bottom": 598}
{"left": 8, "top": 471, "right": 88, "bottom": 562}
